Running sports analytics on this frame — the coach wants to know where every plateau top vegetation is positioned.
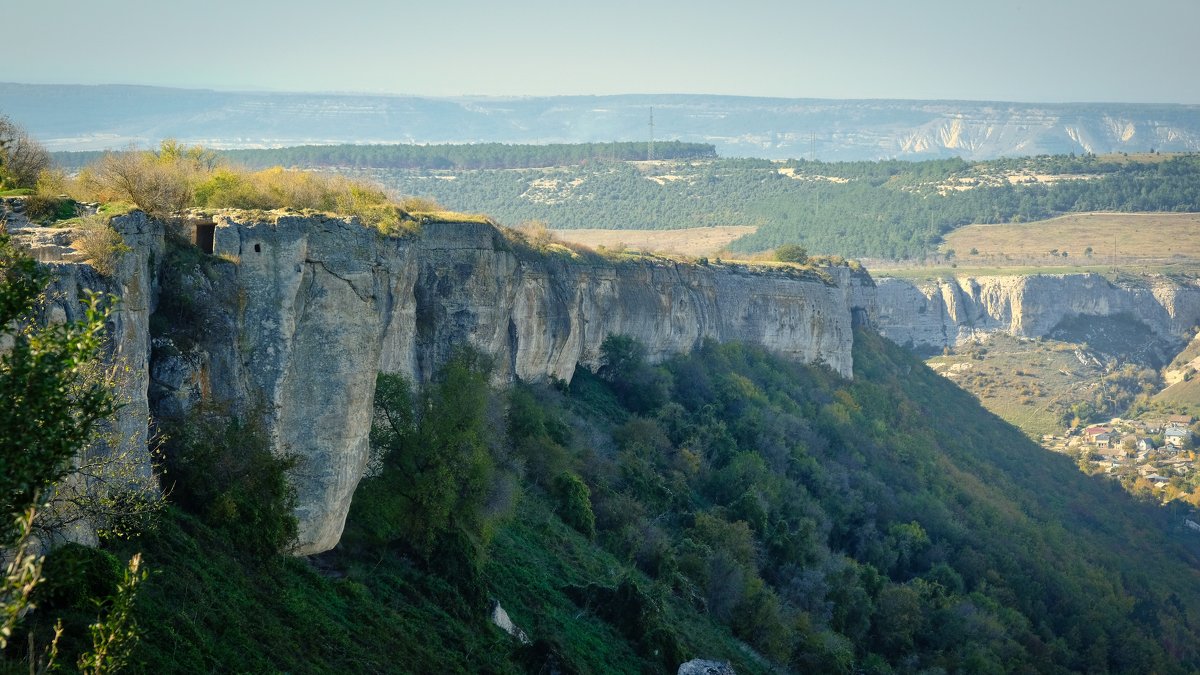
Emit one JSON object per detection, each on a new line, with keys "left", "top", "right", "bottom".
{"left": 354, "top": 151, "right": 1200, "bottom": 261}
{"left": 91, "top": 141, "right": 1196, "bottom": 263}
{"left": 37, "top": 136, "right": 1200, "bottom": 264}
{"left": 7, "top": 115, "right": 1200, "bottom": 672}
{"left": 11, "top": 134, "right": 856, "bottom": 280}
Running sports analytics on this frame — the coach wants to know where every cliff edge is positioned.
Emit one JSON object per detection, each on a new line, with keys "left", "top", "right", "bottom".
{"left": 874, "top": 273, "right": 1200, "bottom": 355}
{"left": 150, "top": 211, "right": 874, "bottom": 554}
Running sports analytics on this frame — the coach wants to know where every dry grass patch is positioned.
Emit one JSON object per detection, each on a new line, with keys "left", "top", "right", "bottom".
{"left": 71, "top": 214, "right": 131, "bottom": 276}
{"left": 63, "top": 141, "right": 491, "bottom": 236}
{"left": 550, "top": 226, "right": 756, "bottom": 258}
{"left": 942, "top": 212, "right": 1200, "bottom": 268}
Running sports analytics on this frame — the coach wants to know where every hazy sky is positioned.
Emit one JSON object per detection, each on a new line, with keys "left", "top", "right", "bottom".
{"left": 9, "top": 0, "right": 1200, "bottom": 103}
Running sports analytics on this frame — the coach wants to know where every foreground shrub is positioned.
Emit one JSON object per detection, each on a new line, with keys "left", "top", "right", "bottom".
{"left": 72, "top": 215, "right": 131, "bottom": 276}
{"left": 21, "top": 194, "right": 76, "bottom": 223}
{"left": 0, "top": 116, "right": 50, "bottom": 189}
{"left": 77, "top": 143, "right": 208, "bottom": 219}
{"left": 162, "top": 406, "right": 297, "bottom": 558}
{"left": 32, "top": 543, "right": 123, "bottom": 613}
{"left": 73, "top": 140, "right": 434, "bottom": 233}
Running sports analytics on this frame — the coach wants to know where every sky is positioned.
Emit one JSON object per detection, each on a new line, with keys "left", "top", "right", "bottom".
{"left": 8, "top": 0, "right": 1200, "bottom": 103}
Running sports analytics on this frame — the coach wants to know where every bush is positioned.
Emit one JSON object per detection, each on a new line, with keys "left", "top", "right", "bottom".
{"left": 162, "top": 406, "right": 298, "bottom": 558}
{"left": 598, "top": 334, "right": 669, "bottom": 414}
{"left": 74, "top": 142, "right": 429, "bottom": 234}
{"left": 774, "top": 243, "right": 808, "bottom": 264}
{"left": 32, "top": 543, "right": 123, "bottom": 612}
{"left": 508, "top": 385, "right": 572, "bottom": 485}
{"left": 72, "top": 215, "right": 132, "bottom": 276}
{"left": 22, "top": 195, "right": 76, "bottom": 223}
{"left": 353, "top": 352, "right": 498, "bottom": 556}
{"left": 0, "top": 116, "right": 50, "bottom": 189}
{"left": 553, "top": 472, "right": 596, "bottom": 539}
{"left": 565, "top": 578, "right": 685, "bottom": 669}
{"left": 78, "top": 145, "right": 198, "bottom": 219}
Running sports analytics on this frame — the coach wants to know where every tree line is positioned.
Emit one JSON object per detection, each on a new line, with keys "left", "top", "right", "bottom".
{"left": 52, "top": 141, "right": 717, "bottom": 172}
{"left": 355, "top": 154, "right": 1200, "bottom": 259}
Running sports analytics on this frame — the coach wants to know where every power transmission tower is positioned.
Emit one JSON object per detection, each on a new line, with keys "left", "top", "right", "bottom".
{"left": 648, "top": 107, "right": 655, "bottom": 161}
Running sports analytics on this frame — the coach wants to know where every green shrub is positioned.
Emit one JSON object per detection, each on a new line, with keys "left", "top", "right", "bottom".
{"left": 565, "top": 578, "right": 685, "bottom": 670}
{"left": 553, "top": 472, "right": 596, "bottom": 539}
{"left": 162, "top": 406, "right": 297, "bottom": 558}
{"left": 774, "top": 243, "right": 808, "bottom": 263}
{"left": 22, "top": 195, "right": 76, "bottom": 223}
{"left": 598, "top": 334, "right": 669, "bottom": 414}
{"left": 508, "top": 385, "right": 572, "bottom": 485}
{"left": 33, "top": 543, "right": 123, "bottom": 612}
{"left": 353, "top": 352, "right": 498, "bottom": 557}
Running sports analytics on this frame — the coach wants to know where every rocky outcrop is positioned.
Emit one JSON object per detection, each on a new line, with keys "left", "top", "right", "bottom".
{"left": 154, "top": 211, "right": 873, "bottom": 554}
{"left": 490, "top": 601, "right": 530, "bottom": 644}
{"left": 8, "top": 211, "right": 164, "bottom": 544}
{"left": 677, "top": 659, "right": 736, "bottom": 675}
{"left": 875, "top": 273, "right": 1200, "bottom": 352}
{"left": 14, "top": 212, "right": 163, "bottom": 476}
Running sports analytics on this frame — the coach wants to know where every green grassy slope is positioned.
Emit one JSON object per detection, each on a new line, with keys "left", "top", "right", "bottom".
{"left": 14, "top": 331, "right": 1200, "bottom": 673}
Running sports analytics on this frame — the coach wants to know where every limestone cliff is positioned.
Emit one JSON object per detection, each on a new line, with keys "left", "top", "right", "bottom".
{"left": 9, "top": 211, "right": 164, "bottom": 543}
{"left": 151, "top": 211, "right": 872, "bottom": 554}
{"left": 875, "top": 273, "right": 1200, "bottom": 352}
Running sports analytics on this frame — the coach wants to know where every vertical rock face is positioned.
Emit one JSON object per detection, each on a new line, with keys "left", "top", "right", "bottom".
{"left": 9, "top": 211, "right": 164, "bottom": 544}
{"left": 19, "top": 212, "right": 163, "bottom": 477}
{"left": 875, "top": 274, "right": 1200, "bottom": 352}
{"left": 164, "top": 212, "right": 871, "bottom": 554}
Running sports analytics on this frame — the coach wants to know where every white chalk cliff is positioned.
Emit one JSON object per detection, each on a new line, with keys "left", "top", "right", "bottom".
{"left": 17, "top": 202, "right": 1199, "bottom": 557}
{"left": 148, "top": 211, "right": 874, "bottom": 554}
{"left": 874, "top": 274, "right": 1200, "bottom": 350}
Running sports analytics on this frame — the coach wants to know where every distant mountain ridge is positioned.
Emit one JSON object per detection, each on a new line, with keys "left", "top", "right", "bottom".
{"left": 3, "top": 82, "right": 1200, "bottom": 159}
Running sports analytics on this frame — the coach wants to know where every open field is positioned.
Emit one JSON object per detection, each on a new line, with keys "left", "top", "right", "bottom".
{"left": 873, "top": 264, "right": 1129, "bottom": 281}
{"left": 942, "top": 212, "right": 1200, "bottom": 266}
{"left": 550, "top": 225, "right": 757, "bottom": 257}
{"left": 869, "top": 212, "right": 1200, "bottom": 279}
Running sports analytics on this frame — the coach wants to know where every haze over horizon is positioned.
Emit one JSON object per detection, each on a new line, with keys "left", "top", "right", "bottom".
{"left": 14, "top": 0, "right": 1200, "bottom": 104}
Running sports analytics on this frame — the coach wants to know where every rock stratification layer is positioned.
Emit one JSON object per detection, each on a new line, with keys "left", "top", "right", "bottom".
{"left": 157, "top": 212, "right": 873, "bottom": 554}
{"left": 874, "top": 273, "right": 1200, "bottom": 351}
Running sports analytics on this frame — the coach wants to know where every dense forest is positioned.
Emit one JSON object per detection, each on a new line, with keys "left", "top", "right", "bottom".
{"left": 351, "top": 153, "right": 1200, "bottom": 259}
{"left": 17, "top": 329, "right": 1200, "bottom": 673}
{"left": 50, "top": 141, "right": 716, "bottom": 172}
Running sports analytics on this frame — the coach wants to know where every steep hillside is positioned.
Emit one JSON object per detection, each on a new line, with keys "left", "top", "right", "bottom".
{"left": 1156, "top": 332, "right": 1200, "bottom": 417}
{"left": 21, "top": 331, "right": 1200, "bottom": 673}
{"left": 7, "top": 195, "right": 1200, "bottom": 672}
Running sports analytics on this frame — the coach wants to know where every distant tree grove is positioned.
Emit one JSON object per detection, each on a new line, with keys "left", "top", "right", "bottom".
{"left": 343, "top": 153, "right": 1200, "bottom": 259}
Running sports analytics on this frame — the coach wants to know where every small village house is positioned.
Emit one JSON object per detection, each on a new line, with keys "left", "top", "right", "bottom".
{"left": 1164, "top": 427, "right": 1191, "bottom": 448}
{"left": 1167, "top": 415, "right": 1194, "bottom": 430}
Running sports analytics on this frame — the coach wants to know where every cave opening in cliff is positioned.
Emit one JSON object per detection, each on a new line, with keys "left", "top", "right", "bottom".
{"left": 193, "top": 222, "right": 215, "bottom": 255}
